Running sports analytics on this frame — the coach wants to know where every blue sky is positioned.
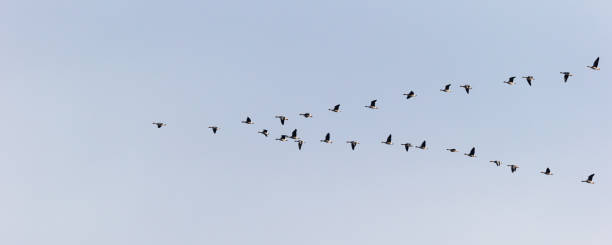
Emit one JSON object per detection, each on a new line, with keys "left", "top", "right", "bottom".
{"left": 0, "top": 0, "right": 610, "bottom": 244}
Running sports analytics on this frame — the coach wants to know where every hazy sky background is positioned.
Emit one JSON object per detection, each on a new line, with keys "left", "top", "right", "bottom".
{"left": 0, "top": 0, "right": 610, "bottom": 244}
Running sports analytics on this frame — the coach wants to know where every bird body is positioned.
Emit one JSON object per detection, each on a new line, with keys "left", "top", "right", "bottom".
{"left": 446, "top": 148, "right": 457, "bottom": 152}
{"left": 489, "top": 160, "right": 502, "bottom": 166}
{"left": 541, "top": 168, "right": 553, "bottom": 175}
{"left": 276, "top": 135, "right": 289, "bottom": 142}
{"left": 296, "top": 140, "right": 304, "bottom": 150}
{"left": 507, "top": 164, "right": 519, "bottom": 173}
{"left": 416, "top": 140, "right": 427, "bottom": 150}
{"left": 365, "top": 100, "right": 378, "bottom": 109}
{"left": 381, "top": 134, "right": 392, "bottom": 145}
{"left": 465, "top": 147, "right": 476, "bottom": 157}
{"left": 401, "top": 143, "right": 413, "bottom": 151}
{"left": 208, "top": 126, "right": 219, "bottom": 134}
{"left": 587, "top": 57, "right": 600, "bottom": 70}
{"left": 321, "top": 133, "right": 333, "bottom": 143}
{"left": 560, "top": 72, "right": 573, "bottom": 82}
{"left": 440, "top": 84, "right": 451, "bottom": 93}
{"left": 346, "top": 141, "right": 359, "bottom": 150}
{"left": 299, "top": 113, "right": 313, "bottom": 118}
{"left": 582, "top": 174, "right": 595, "bottom": 184}
{"left": 403, "top": 91, "right": 416, "bottom": 99}
{"left": 522, "top": 76, "right": 534, "bottom": 86}
{"left": 329, "top": 104, "right": 341, "bottom": 112}
{"left": 460, "top": 84, "right": 472, "bottom": 94}
{"left": 288, "top": 129, "right": 299, "bottom": 139}
{"left": 152, "top": 122, "right": 167, "bottom": 128}
{"left": 275, "top": 115, "right": 288, "bottom": 125}
{"left": 258, "top": 129, "right": 269, "bottom": 137}
{"left": 242, "top": 117, "right": 254, "bottom": 124}
{"left": 503, "top": 76, "right": 516, "bottom": 85}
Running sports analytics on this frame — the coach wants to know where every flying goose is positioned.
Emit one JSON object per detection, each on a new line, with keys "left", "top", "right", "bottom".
{"left": 464, "top": 147, "right": 476, "bottom": 157}
{"left": 540, "top": 168, "right": 553, "bottom": 175}
{"left": 275, "top": 115, "right": 288, "bottom": 125}
{"left": 346, "top": 140, "right": 359, "bottom": 150}
{"left": 295, "top": 140, "right": 304, "bottom": 150}
{"left": 440, "top": 84, "right": 451, "bottom": 92}
{"left": 403, "top": 91, "right": 416, "bottom": 99}
{"left": 581, "top": 173, "right": 595, "bottom": 184}
{"left": 401, "top": 143, "right": 413, "bottom": 152}
{"left": 489, "top": 160, "right": 502, "bottom": 166}
{"left": 276, "top": 135, "right": 289, "bottom": 142}
{"left": 321, "top": 133, "right": 333, "bottom": 143}
{"left": 329, "top": 104, "right": 341, "bottom": 112}
{"left": 415, "top": 140, "right": 427, "bottom": 150}
{"left": 587, "top": 57, "right": 600, "bottom": 70}
{"left": 446, "top": 148, "right": 458, "bottom": 152}
{"left": 381, "top": 134, "right": 392, "bottom": 145}
{"left": 503, "top": 76, "right": 516, "bottom": 85}
{"left": 208, "top": 126, "right": 219, "bottom": 134}
{"left": 241, "top": 116, "right": 254, "bottom": 124}
{"left": 522, "top": 76, "right": 534, "bottom": 86}
{"left": 460, "top": 84, "right": 472, "bottom": 94}
{"left": 365, "top": 100, "right": 378, "bottom": 109}
{"left": 288, "top": 129, "right": 299, "bottom": 140}
{"left": 560, "top": 72, "right": 573, "bottom": 82}
{"left": 258, "top": 129, "right": 270, "bottom": 137}
{"left": 299, "top": 113, "right": 313, "bottom": 118}
{"left": 507, "top": 164, "right": 519, "bottom": 173}
{"left": 152, "top": 122, "right": 167, "bottom": 128}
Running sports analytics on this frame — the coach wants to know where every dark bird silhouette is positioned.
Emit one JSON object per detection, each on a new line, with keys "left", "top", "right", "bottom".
{"left": 321, "top": 133, "right": 333, "bottom": 143}
{"left": 381, "top": 134, "right": 392, "bottom": 145}
{"left": 152, "top": 122, "right": 166, "bottom": 128}
{"left": 464, "top": 147, "right": 476, "bottom": 157}
{"left": 241, "top": 116, "right": 254, "bottom": 124}
{"left": 365, "top": 100, "right": 378, "bottom": 109}
{"left": 287, "top": 129, "right": 299, "bottom": 140}
{"left": 440, "top": 84, "right": 451, "bottom": 93}
{"left": 460, "top": 84, "right": 472, "bottom": 94}
{"left": 540, "top": 168, "right": 553, "bottom": 175}
{"left": 522, "top": 76, "right": 534, "bottom": 86}
{"left": 329, "top": 104, "right": 341, "bottom": 112}
{"left": 403, "top": 91, "right": 416, "bottom": 99}
{"left": 258, "top": 129, "right": 269, "bottom": 137}
{"left": 295, "top": 140, "right": 304, "bottom": 150}
{"left": 489, "top": 160, "right": 502, "bottom": 166}
{"left": 587, "top": 57, "right": 600, "bottom": 70}
{"left": 560, "top": 72, "right": 573, "bottom": 82}
{"left": 275, "top": 115, "right": 288, "bottom": 125}
{"left": 299, "top": 113, "right": 313, "bottom": 118}
{"left": 208, "top": 126, "right": 219, "bottom": 134}
{"left": 503, "top": 76, "right": 516, "bottom": 85}
{"left": 416, "top": 140, "right": 427, "bottom": 150}
{"left": 401, "top": 143, "right": 413, "bottom": 152}
{"left": 446, "top": 148, "right": 458, "bottom": 152}
{"left": 346, "top": 141, "right": 359, "bottom": 150}
{"left": 276, "top": 135, "right": 289, "bottom": 142}
{"left": 507, "top": 164, "right": 519, "bottom": 173}
{"left": 581, "top": 174, "right": 595, "bottom": 184}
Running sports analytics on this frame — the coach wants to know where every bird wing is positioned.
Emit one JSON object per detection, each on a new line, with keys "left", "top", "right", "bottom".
{"left": 445, "top": 84, "right": 451, "bottom": 89}
{"left": 564, "top": 74, "right": 569, "bottom": 82}
{"left": 371, "top": 100, "right": 377, "bottom": 106}
{"left": 325, "top": 133, "right": 330, "bottom": 141}
{"left": 509, "top": 76, "right": 515, "bottom": 81}
{"left": 593, "top": 57, "right": 599, "bottom": 67}
{"left": 292, "top": 129, "right": 297, "bottom": 137}
{"left": 588, "top": 174, "right": 595, "bottom": 181}
{"left": 246, "top": 117, "right": 251, "bottom": 123}
{"left": 470, "top": 147, "right": 475, "bottom": 155}
{"left": 387, "top": 134, "right": 392, "bottom": 142}
{"left": 421, "top": 141, "right": 426, "bottom": 147}
{"left": 334, "top": 104, "right": 340, "bottom": 110}
{"left": 465, "top": 86, "right": 470, "bottom": 94}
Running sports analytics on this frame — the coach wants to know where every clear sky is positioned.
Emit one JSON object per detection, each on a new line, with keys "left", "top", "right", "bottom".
{"left": 0, "top": 0, "right": 610, "bottom": 244}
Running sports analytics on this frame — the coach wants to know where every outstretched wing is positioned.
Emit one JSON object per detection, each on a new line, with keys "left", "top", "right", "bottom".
{"left": 593, "top": 57, "right": 599, "bottom": 67}
{"left": 370, "top": 100, "right": 377, "bottom": 107}
{"left": 386, "top": 134, "right": 392, "bottom": 142}
{"left": 588, "top": 174, "right": 595, "bottom": 181}
{"left": 470, "top": 147, "right": 475, "bottom": 155}
{"left": 325, "top": 133, "right": 330, "bottom": 141}
{"left": 334, "top": 104, "right": 340, "bottom": 110}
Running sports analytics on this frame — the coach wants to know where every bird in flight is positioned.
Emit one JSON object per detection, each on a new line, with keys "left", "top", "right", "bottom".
{"left": 295, "top": 140, "right": 304, "bottom": 150}
{"left": 507, "top": 164, "right": 519, "bottom": 173}
{"left": 152, "top": 122, "right": 166, "bottom": 128}
{"left": 464, "top": 147, "right": 476, "bottom": 157}
{"left": 540, "top": 168, "right": 553, "bottom": 175}
{"left": 403, "top": 91, "right": 416, "bottom": 99}
{"left": 401, "top": 143, "right": 413, "bottom": 152}
{"left": 560, "top": 72, "right": 573, "bottom": 82}
{"left": 587, "top": 57, "right": 600, "bottom": 70}
{"left": 258, "top": 129, "right": 269, "bottom": 137}
{"left": 489, "top": 160, "right": 502, "bottom": 166}
{"left": 288, "top": 129, "right": 299, "bottom": 140}
{"left": 321, "top": 133, "right": 333, "bottom": 143}
{"left": 365, "top": 100, "right": 379, "bottom": 109}
{"left": 522, "top": 76, "right": 534, "bottom": 86}
{"left": 460, "top": 84, "right": 472, "bottom": 94}
{"left": 415, "top": 140, "right": 427, "bottom": 150}
{"left": 275, "top": 115, "right": 288, "bottom": 125}
{"left": 440, "top": 84, "right": 451, "bottom": 93}
{"left": 241, "top": 116, "right": 254, "bottom": 124}
{"left": 276, "top": 135, "right": 289, "bottom": 142}
{"left": 329, "top": 104, "right": 341, "bottom": 112}
{"left": 503, "top": 76, "right": 516, "bottom": 85}
{"left": 299, "top": 113, "right": 313, "bottom": 118}
{"left": 208, "top": 126, "right": 219, "bottom": 134}
{"left": 346, "top": 140, "right": 359, "bottom": 150}
{"left": 446, "top": 148, "right": 458, "bottom": 152}
{"left": 581, "top": 174, "right": 595, "bottom": 184}
{"left": 381, "top": 134, "right": 392, "bottom": 145}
